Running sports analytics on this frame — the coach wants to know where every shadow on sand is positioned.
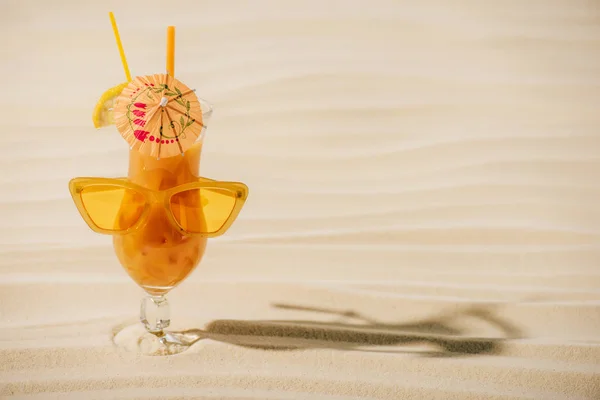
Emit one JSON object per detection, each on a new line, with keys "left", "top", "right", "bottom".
{"left": 178, "top": 303, "right": 523, "bottom": 357}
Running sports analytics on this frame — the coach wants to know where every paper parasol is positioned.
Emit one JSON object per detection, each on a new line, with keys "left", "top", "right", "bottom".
{"left": 113, "top": 74, "right": 205, "bottom": 158}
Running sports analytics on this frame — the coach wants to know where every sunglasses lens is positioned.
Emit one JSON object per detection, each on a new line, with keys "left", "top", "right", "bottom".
{"left": 170, "top": 187, "right": 237, "bottom": 234}
{"left": 80, "top": 185, "right": 146, "bottom": 231}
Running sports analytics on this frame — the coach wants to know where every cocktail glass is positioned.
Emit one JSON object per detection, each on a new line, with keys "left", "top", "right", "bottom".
{"left": 70, "top": 99, "right": 249, "bottom": 354}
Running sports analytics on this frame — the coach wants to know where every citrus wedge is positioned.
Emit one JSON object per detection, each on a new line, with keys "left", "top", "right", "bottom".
{"left": 92, "top": 82, "right": 129, "bottom": 128}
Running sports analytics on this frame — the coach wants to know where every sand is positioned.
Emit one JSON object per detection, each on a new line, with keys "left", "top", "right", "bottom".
{"left": 1, "top": 0, "right": 600, "bottom": 398}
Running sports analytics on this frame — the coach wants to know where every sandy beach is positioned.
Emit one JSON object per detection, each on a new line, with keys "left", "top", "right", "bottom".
{"left": 1, "top": 0, "right": 600, "bottom": 398}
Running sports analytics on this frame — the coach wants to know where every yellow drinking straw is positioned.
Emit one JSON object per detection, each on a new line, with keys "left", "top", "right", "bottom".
{"left": 109, "top": 12, "right": 132, "bottom": 82}
{"left": 166, "top": 26, "right": 175, "bottom": 77}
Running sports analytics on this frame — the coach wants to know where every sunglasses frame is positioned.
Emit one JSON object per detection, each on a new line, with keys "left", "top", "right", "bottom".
{"left": 68, "top": 176, "right": 248, "bottom": 237}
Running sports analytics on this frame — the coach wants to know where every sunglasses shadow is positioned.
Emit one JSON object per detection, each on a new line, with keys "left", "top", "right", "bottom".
{"left": 172, "top": 303, "right": 523, "bottom": 358}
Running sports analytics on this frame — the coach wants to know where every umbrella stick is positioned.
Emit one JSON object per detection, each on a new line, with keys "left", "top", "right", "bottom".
{"left": 167, "top": 26, "right": 175, "bottom": 77}
{"left": 108, "top": 12, "right": 132, "bottom": 82}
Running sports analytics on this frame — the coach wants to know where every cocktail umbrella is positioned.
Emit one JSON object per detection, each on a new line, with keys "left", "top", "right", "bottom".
{"left": 113, "top": 73, "right": 205, "bottom": 159}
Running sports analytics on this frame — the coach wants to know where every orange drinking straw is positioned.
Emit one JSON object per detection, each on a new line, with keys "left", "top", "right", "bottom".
{"left": 166, "top": 26, "right": 175, "bottom": 77}
{"left": 108, "top": 12, "right": 132, "bottom": 82}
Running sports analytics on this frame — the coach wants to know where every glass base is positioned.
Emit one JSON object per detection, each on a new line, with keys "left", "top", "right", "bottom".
{"left": 112, "top": 295, "right": 203, "bottom": 356}
{"left": 113, "top": 323, "right": 203, "bottom": 356}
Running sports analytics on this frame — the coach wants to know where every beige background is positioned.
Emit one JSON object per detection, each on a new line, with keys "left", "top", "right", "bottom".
{"left": 1, "top": 0, "right": 600, "bottom": 398}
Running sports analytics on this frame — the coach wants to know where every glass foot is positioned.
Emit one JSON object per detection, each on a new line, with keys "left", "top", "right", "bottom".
{"left": 113, "top": 324, "right": 203, "bottom": 355}
{"left": 139, "top": 329, "right": 197, "bottom": 355}
{"left": 112, "top": 295, "right": 203, "bottom": 356}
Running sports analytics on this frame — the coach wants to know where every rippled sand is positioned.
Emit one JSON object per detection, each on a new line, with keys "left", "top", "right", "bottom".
{"left": 1, "top": 0, "right": 600, "bottom": 399}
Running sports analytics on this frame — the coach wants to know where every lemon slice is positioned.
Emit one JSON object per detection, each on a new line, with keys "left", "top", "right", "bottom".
{"left": 92, "top": 82, "right": 129, "bottom": 128}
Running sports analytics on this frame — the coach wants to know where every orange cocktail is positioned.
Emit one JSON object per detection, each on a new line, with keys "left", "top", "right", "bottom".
{"left": 69, "top": 16, "right": 249, "bottom": 353}
{"left": 113, "top": 142, "right": 207, "bottom": 295}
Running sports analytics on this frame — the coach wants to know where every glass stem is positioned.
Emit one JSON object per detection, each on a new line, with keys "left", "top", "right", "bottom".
{"left": 140, "top": 295, "right": 171, "bottom": 337}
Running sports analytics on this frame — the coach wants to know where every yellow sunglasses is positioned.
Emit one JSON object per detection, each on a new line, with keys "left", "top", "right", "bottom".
{"left": 68, "top": 176, "right": 248, "bottom": 237}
